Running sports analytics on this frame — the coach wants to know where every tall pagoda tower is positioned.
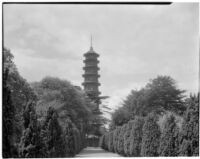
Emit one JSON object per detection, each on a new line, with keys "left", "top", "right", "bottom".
{"left": 82, "top": 37, "right": 101, "bottom": 109}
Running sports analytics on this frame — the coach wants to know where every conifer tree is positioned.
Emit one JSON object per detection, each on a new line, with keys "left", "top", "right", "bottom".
{"left": 99, "top": 134, "right": 105, "bottom": 149}
{"left": 179, "top": 94, "right": 199, "bottom": 156}
{"left": 117, "top": 124, "right": 127, "bottom": 155}
{"left": 19, "top": 103, "right": 47, "bottom": 158}
{"left": 123, "top": 120, "right": 134, "bottom": 156}
{"left": 159, "top": 114, "right": 179, "bottom": 156}
{"left": 43, "top": 107, "right": 65, "bottom": 157}
{"left": 103, "top": 133, "right": 109, "bottom": 150}
{"left": 108, "top": 131, "right": 114, "bottom": 152}
{"left": 73, "top": 125, "right": 81, "bottom": 153}
{"left": 64, "top": 118, "right": 76, "bottom": 157}
{"left": 129, "top": 117, "right": 144, "bottom": 156}
{"left": 3, "top": 68, "right": 17, "bottom": 157}
{"left": 141, "top": 113, "right": 161, "bottom": 156}
{"left": 113, "top": 127, "right": 121, "bottom": 153}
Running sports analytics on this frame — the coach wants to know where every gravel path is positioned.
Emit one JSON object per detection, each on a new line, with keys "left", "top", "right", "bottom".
{"left": 75, "top": 147, "right": 121, "bottom": 157}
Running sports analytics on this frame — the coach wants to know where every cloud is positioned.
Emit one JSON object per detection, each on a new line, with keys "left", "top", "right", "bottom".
{"left": 4, "top": 3, "right": 199, "bottom": 119}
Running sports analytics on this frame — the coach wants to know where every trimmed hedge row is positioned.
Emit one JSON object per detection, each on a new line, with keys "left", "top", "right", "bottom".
{"left": 100, "top": 111, "right": 199, "bottom": 157}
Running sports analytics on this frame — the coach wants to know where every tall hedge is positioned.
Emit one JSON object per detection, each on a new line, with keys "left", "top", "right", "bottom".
{"left": 129, "top": 116, "right": 144, "bottom": 156}
{"left": 159, "top": 114, "right": 179, "bottom": 156}
{"left": 104, "top": 132, "right": 109, "bottom": 150}
{"left": 19, "top": 103, "right": 47, "bottom": 158}
{"left": 113, "top": 127, "right": 121, "bottom": 153}
{"left": 73, "top": 125, "right": 82, "bottom": 154}
{"left": 179, "top": 95, "right": 199, "bottom": 156}
{"left": 108, "top": 131, "right": 114, "bottom": 152}
{"left": 99, "top": 135, "right": 105, "bottom": 149}
{"left": 117, "top": 124, "right": 127, "bottom": 155}
{"left": 64, "top": 119, "right": 76, "bottom": 157}
{"left": 141, "top": 113, "right": 161, "bottom": 156}
{"left": 3, "top": 68, "right": 17, "bottom": 158}
{"left": 43, "top": 107, "right": 65, "bottom": 157}
{"left": 123, "top": 120, "right": 134, "bottom": 156}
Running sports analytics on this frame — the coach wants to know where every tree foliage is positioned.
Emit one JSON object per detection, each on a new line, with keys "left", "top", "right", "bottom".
{"left": 129, "top": 116, "right": 144, "bottom": 156}
{"left": 108, "top": 131, "right": 114, "bottom": 152}
{"left": 64, "top": 118, "right": 76, "bottom": 157}
{"left": 179, "top": 94, "right": 199, "bottom": 156}
{"left": 19, "top": 102, "right": 47, "bottom": 158}
{"left": 117, "top": 124, "right": 127, "bottom": 155}
{"left": 43, "top": 107, "right": 65, "bottom": 157}
{"left": 123, "top": 120, "right": 134, "bottom": 156}
{"left": 110, "top": 76, "right": 186, "bottom": 129}
{"left": 3, "top": 48, "right": 37, "bottom": 144}
{"left": 141, "top": 113, "right": 161, "bottom": 156}
{"left": 3, "top": 68, "right": 18, "bottom": 158}
{"left": 159, "top": 114, "right": 179, "bottom": 156}
{"left": 113, "top": 127, "right": 121, "bottom": 153}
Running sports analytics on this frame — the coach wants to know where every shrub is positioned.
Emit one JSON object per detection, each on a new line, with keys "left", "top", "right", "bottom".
{"left": 102, "top": 133, "right": 109, "bottom": 150}
{"left": 129, "top": 116, "right": 144, "bottom": 156}
{"left": 99, "top": 135, "right": 105, "bottom": 149}
{"left": 117, "top": 124, "right": 127, "bottom": 155}
{"left": 141, "top": 113, "right": 161, "bottom": 156}
{"left": 43, "top": 107, "right": 65, "bottom": 157}
{"left": 73, "top": 125, "right": 82, "bottom": 154}
{"left": 3, "top": 68, "right": 17, "bottom": 158}
{"left": 108, "top": 131, "right": 114, "bottom": 152}
{"left": 124, "top": 120, "right": 134, "bottom": 156}
{"left": 113, "top": 127, "right": 121, "bottom": 153}
{"left": 179, "top": 95, "right": 199, "bottom": 156}
{"left": 19, "top": 104, "right": 47, "bottom": 158}
{"left": 64, "top": 119, "right": 76, "bottom": 157}
{"left": 159, "top": 114, "right": 179, "bottom": 156}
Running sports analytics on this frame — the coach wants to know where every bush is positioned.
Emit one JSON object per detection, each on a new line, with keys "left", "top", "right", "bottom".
{"left": 141, "top": 113, "right": 161, "bottom": 156}
{"left": 179, "top": 94, "right": 199, "bottom": 156}
{"left": 3, "top": 68, "right": 17, "bottom": 158}
{"left": 19, "top": 103, "right": 47, "bottom": 158}
{"left": 99, "top": 135, "right": 105, "bottom": 149}
{"left": 64, "top": 118, "right": 76, "bottom": 157}
{"left": 159, "top": 114, "right": 179, "bottom": 156}
{"left": 123, "top": 120, "right": 134, "bottom": 156}
{"left": 117, "top": 124, "right": 127, "bottom": 155}
{"left": 104, "top": 133, "right": 109, "bottom": 150}
{"left": 108, "top": 131, "right": 114, "bottom": 152}
{"left": 43, "top": 107, "right": 65, "bottom": 157}
{"left": 113, "top": 127, "right": 121, "bottom": 153}
{"left": 73, "top": 125, "right": 82, "bottom": 154}
{"left": 129, "top": 116, "right": 144, "bottom": 156}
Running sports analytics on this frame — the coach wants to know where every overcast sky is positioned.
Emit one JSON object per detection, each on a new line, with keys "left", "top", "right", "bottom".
{"left": 4, "top": 3, "right": 199, "bottom": 116}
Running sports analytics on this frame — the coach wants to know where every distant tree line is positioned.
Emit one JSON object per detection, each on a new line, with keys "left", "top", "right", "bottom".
{"left": 100, "top": 76, "right": 199, "bottom": 157}
{"left": 3, "top": 48, "right": 103, "bottom": 157}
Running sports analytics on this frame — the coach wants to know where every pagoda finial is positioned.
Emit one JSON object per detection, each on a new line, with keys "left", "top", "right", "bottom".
{"left": 90, "top": 35, "right": 93, "bottom": 51}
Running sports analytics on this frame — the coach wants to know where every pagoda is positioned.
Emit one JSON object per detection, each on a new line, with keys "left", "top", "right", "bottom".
{"left": 82, "top": 37, "right": 101, "bottom": 109}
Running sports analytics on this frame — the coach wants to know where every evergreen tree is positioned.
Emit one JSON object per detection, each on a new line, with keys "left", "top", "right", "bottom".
{"left": 129, "top": 116, "right": 144, "bottom": 156}
{"left": 99, "top": 134, "right": 105, "bottom": 149}
{"left": 159, "top": 114, "right": 179, "bottom": 156}
{"left": 3, "top": 68, "right": 18, "bottom": 157}
{"left": 113, "top": 127, "right": 121, "bottom": 153}
{"left": 103, "top": 132, "right": 109, "bottom": 150}
{"left": 19, "top": 103, "right": 47, "bottom": 158}
{"left": 43, "top": 107, "right": 65, "bottom": 157}
{"left": 73, "top": 125, "right": 82, "bottom": 153}
{"left": 108, "top": 131, "right": 114, "bottom": 152}
{"left": 117, "top": 124, "right": 127, "bottom": 155}
{"left": 123, "top": 120, "right": 134, "bottom": 156}
{"left": 141, "top": 113, "right": 161, "bottom": 156}
{"left": 64, "top": 118, "right": 76, "bottom": 157}
{"left": 179, "top": 94, "right": 199, "bottom": 156}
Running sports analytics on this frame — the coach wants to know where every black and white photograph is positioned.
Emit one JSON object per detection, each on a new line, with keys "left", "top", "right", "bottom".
{"left": 2, "top": 1, "right": 199, "bottom": 158}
